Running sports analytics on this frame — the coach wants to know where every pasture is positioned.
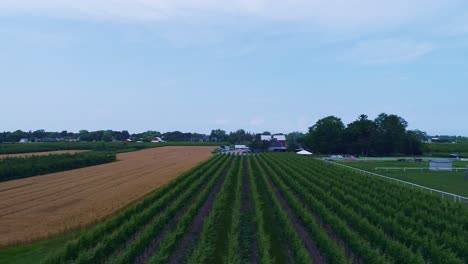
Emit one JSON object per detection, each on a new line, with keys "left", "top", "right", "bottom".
{"left": 338, "top": 160, "right": 468, "bottom": 197}
{"left": 424, "top": 142, "right": 468, "bottom": 158}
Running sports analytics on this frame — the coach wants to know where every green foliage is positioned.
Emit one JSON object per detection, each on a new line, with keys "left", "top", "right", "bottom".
{"left": 305, "top": 116, "right": 345, "bottom": 154}
{"left": 187, "top": 157, "right": 241, "bottom": 264}
{"left": 0, "top": 152, "right": 116, "bottom": 182}
{"left": 286, "top": 132, "right": 305, "bottom": 151}
{"left": 424, "top": 142, "right": 468, "bottom": 157}
{"left": 305, "top": 113, "right": 423, "bottom": 155}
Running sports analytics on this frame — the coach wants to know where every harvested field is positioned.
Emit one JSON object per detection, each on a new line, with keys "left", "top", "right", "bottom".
{"left": 0, "top": 146, "right": 216, "bottom": 246}
{"left": 0, "top": 150, "right": 88, "bottom": 159}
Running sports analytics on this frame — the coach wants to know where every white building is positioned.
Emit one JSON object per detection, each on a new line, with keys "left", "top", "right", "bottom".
{"left": 296, "top": 150, "right": 313, "bottom": 156}
{"left": 429, "top": 160, "right": 453, "bottom": 171}
{"left": 234, "top": 145, "right": 248, "bottom": 150}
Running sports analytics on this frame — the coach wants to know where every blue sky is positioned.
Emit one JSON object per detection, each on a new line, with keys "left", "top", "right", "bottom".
{"left": 1, "top": 1, "right": 468, "bottom": 135}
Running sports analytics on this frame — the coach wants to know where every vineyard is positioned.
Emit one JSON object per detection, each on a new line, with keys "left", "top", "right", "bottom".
{"left": 41, "top": 153, "right": 468, "bottom": 264}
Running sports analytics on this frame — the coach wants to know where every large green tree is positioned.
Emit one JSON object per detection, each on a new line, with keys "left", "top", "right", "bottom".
{"left": 373, "top": 113, "right": 408, "bottom": 155}
{"left": 209, "top": 129, "right": 227, "bottom": 142}
{"left": 286, "top": 132, "right": 305, "bottom": 151}
{"left": 344, "top": 115, "right": 376, "bottom": 155}
{"left": 305, "top": 116, "right": 345, "bottom": 154}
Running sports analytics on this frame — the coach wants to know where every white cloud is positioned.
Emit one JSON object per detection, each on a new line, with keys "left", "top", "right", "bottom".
{"left": 345, "top": 38, "right": 434, "bottom": 65}
{"left": 0, "top": 1, "right": 462, "bottom": 33}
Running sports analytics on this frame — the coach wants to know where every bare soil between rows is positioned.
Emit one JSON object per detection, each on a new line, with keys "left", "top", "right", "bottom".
{"left": 0, "top": 146, "right": 216, "bottom": 247}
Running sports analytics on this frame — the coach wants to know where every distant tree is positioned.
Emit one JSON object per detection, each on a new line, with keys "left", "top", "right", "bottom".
{"left": 121, "top": 130, "right": 130, "bottom": 140}
{"left": 305, "top": 116, "right": 345, "bottom": 154}
{"left": 250, "top": 134, "right": 271, "bottom": 150}
{"left": 403, "top": 130, "right": 423, "bottom": 155}
{"left": 372, "top": 113, "right": 408, "bottom": 155}
{"left": 79, "top": 130, "right": 91, "bottom": 141}
{"left": 411, "top": 130, "right": 428, "bottom": 142}
{"left": 286, "top": 132, "right": 305, "bottom": 151}
{"left": 344, "top": 115, "right": 376, "bottom": 156}
{"left": 102, "top": 130, "right": 113, "bottom": 142}
{"left": 210, "top": 129, "right": 227, "bottom": 142}
{"left": 32, "top": 129, "right": 46, "bottom": 140}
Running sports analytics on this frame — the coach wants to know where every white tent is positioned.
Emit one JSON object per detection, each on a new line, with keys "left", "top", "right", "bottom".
{"left": 296, "top": 150, "right": 313, "bottom": 156}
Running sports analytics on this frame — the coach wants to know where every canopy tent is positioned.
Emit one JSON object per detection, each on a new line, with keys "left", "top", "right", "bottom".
{"left": 296, "top": 150, "right": 313, "bottom": 156}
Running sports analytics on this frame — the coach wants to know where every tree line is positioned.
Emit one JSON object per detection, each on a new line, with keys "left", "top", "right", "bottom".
{"left": 0, "top": 113, "right": 427, "bottom": 156}
{"left": 0, "top": 130, "right": 213, "bottom": 143}
{"left": 303, "top": 113, "right": 425, "bottom": 155}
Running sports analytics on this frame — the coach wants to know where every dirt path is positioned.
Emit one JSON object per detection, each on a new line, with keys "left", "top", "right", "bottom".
{"left": 0, "top": 150, "right": 88, "bottom": 159}
{"left": 0, "top": 146, "right": 216, "bottom": 247}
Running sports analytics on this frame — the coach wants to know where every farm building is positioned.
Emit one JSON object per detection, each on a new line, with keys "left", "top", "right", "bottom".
{"left": 429, "top": 159, "right": 453, "bottom": 171}
{"left": 151, "top": 137, "right": 165, "bottom": 143}
{"left": 261, "top": 134, "right": 286, "bottom": 147}
{"left": 234, "top": 145, "right": 248, "bottom": 150}
{"left": 19, "top": 138, "right": 29, "bottom": 143}
{"left": 296, "top": 150, "right": 313, "bottom": 156}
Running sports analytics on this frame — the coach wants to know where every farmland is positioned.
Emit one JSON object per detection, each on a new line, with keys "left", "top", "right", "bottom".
{"left": 0, "top": 142, "right": 224, "bottom": 155}
{"left": 0, "top": 150, "right": 88, "bottom": 159}
{"left": 14, "top": 153, "right": 467, "bottom": 264}
{"left": 0, "top": 151, "right": 116, "bottom": 182}
{"left": 0, "top": 146, "right": 215, "bottom": 247}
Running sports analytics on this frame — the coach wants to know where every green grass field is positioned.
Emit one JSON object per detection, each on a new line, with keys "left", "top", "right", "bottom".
{"left": 0, "top": 231, "right": 81, "bottom": 264}
{"left": 424, "top": 143, "right": 468, "bottom": 158}
{"left": 338, "top": 160, "right": 468, "bottom": 197}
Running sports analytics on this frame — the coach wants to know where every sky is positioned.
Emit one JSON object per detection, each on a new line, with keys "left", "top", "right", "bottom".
{"left": 1, "top": 1, "right": 468, "bottom": 135}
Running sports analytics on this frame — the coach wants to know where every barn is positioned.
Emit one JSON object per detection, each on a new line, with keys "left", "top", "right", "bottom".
{"left": 151, "top": 137, "right": 165, "bottom": 143}
{"left": 261, "top": 134, "right": 286, "bottom": 147}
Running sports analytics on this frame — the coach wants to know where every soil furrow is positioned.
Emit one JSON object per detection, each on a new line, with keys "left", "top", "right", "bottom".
{"left": 164, "top": 159, "right": 233, "bottom": 264}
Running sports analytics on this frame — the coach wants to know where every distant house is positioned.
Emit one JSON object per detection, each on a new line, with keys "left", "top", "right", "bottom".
{"left": 151, "top": 137, "right": 165, "bottom": 143}
{"left": 429, "top": 159, "right": 453, "bottom": 171}
{"left": 261, "top": 134, "right": 287, "bottom": 147}
{"left": 123, "top": 138, "right": 132, "bottom": 143}
{"left": 19, "top": 138, "right": 29, "bottom": 143}
{"left": 235, "top": 145, "right": 248, "bottom": 150}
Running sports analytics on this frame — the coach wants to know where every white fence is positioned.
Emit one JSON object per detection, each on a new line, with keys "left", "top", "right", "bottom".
{"left": 374, "top": 167, "right": 467, "bottom": 173}
{"left": 322, "top": 160, "right": 468, "bottom": 203}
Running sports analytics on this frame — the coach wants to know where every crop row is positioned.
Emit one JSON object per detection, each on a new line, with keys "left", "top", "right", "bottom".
{"left": 43, "top": 153, "right": 468, "bottom": 263}
{"left": 0, "top": 151, "right": 116, "bottom": 182}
